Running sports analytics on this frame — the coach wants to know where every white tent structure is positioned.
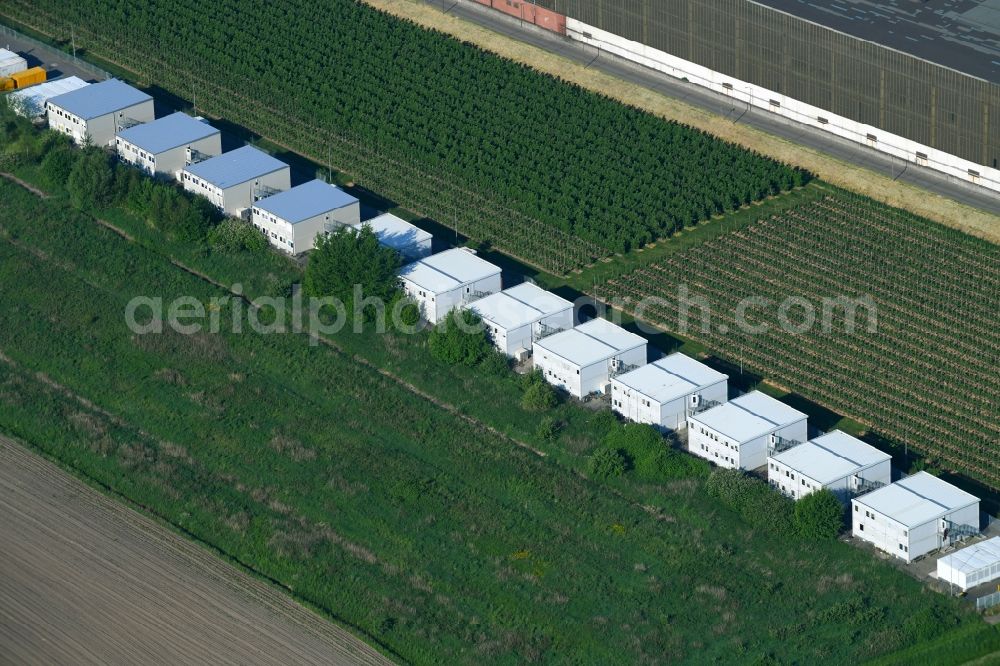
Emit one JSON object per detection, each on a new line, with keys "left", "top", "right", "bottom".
{"left": 937, "top": 537, "right": 1000, "bottom": 592}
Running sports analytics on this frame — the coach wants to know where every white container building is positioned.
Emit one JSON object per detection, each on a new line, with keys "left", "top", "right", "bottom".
{"left": 852, "top": 471, "right": 980, "bottom": 563}
{"left": 937, "top": 537, "right": 1000, "bottom": 592}
{"left": 46, "top": 79, "right": 154, "bottom": 147}
{"left": 251, "top": 179, "right": 359, "bottom": 255}
{"left": 467, "top": 283, "right": 574, "bottom": 358}
{"left": 360, "top": 213, "right": 432, "bottom": 261}
{"left": 7, "top": 76, "right": 88, "bottom": 118}
{"left": 115, "top": 112, "right": 221, "bottom": 180}
{"left": 181, "top": 145, "right": 291, "bottom": 217}
{"left": 532, "top": 318, "right": 647, "bottom": 399}
{"left": 0, "top": 48, "right": 27, "bottom": 77}
{"left": 610, "top": 352, "right": 728, "bottom": 431}
{"left": 399, "top": 248, "right": 502, "bottom": 323}
{"left": 687, "top": 391, "right": 807, "bottom": 470}
{"left": 768, "top": 430, "right": 891, "bottom": 501}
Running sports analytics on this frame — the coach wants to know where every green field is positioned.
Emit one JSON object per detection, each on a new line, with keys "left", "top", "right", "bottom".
{"left": 0, "top": 0, "right": 807, "bottom": 273}
{"left": 599, "top": 191, "right": 1000, "bottom": 490}
{"left": 1, "top": 110, "right": 999, "bottom": 663}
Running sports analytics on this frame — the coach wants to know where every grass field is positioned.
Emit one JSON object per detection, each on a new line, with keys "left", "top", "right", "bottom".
{"left": 1, "top": 164, "right": 999, "bottom": 663}
{"left": 0, "top": 436, "right": 393, "bottom": 665}
{"left": 599, "top": 190, "right": 1000, "bottom": 489}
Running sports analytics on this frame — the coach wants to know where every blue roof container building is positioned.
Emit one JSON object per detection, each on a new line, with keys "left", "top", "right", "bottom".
{"left": 181, "top": 145, "right": 291, "bottom": 217}
{"left": 115, "top": 112, "right": 222, "bottom": 180}
{"left": 251, "top": 180, "right": 360, "bottom": 255}
{"left": 45, "top": 79, "right": 154, "bottom": 147}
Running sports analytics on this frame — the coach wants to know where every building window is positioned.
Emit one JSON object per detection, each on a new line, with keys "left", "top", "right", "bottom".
{"left": 859, "top": 524, "right": 864, "bottom": 532}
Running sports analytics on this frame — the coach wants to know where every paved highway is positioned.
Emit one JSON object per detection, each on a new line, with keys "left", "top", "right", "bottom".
{"left": 425, "top": 0, "right": 1000, "bottom": 216}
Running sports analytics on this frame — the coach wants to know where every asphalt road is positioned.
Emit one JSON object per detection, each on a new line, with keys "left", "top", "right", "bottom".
{"left": 0, "top": 436, "right": 393, "bottom": 666}
{"left": 426, "top": 0, "right": 1000, "bottom": 216}
{"left": 0, "top": 28, "right": 107, "bottom": 83}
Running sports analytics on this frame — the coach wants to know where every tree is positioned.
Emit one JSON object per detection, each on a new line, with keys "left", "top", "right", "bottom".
{"left": 303, "top": 224, "right": 401, "bottom": 319}
{"left": 589, "top": 447, "right": 626, "bottom": 480}
{"left": 428, "top": 310, "right": 490, "bottom": 366}
{"left": 794, "top": 489, "right": 845, "bottom": 540}
{"left": 601, "top": 423, "right": 708, "bottom": 481}
{"left": 39, "top": 145, "right": 78, "bottom": 190}
{"left": 66, "top": 149, "right": 116, "bottom": 209}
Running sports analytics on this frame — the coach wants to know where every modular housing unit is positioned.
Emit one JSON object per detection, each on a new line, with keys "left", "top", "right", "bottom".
{"left": 767, "top": 430, "right": 891, "bottom": 502}
{"left": 7, "top": 76, "right": 88, "bottom": 118}
{"left": 0, "top": 48, "right": 26, "bottom": 77}
{"left": 687, "top": 391, "right": 807, "bottom": 470}
{"left": 852, "top": 472, "right": 980, "bottom": 563}
{"left": 181, "top": 145, "right": 291, "bottom": 217}
{"left": 251, "top": 179, "right": 360, "bottom": 255}
{"left": 467, "top": 283, "right": 574, "bottom": 357}
{"left": 399, "top": 248, "right": 502, "bottom": 323}
{"left": 46, "top": 79, "right": 154, "bottom": 147}
{"left": 115, "top": 112, "right": 221, "bottom": 180}
{"left": 532, "top": 318, "right": 646, "bottom": 399}
{"left": 359, "top": 213, "right": 432, "bottom": 261}
{"left": 937, "top": 537, "right": 1000, "bottom": 592}
{"left": 611, "top": 352, "right": 727, "bottom": 431}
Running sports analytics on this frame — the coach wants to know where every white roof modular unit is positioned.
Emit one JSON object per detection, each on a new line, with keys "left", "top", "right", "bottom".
{"left": 937, "top": 537, "right": 1000, "bottom": 592}
{"left": 468, "top": 283, "right": 574, "bottom": 357}
{"left": 115, "top": 112, "right": 222, "bottom": 180}
{"left": 46, "top": 79, "right": 154, "bottom": 147}
{"left": 252, "top": 180, "right": 360, "bottom": 255}
{"left": 852, "top": 472, "right": 980, "bottom": 563}
{"left": 7, "top": 76, "right": 89, "bottom": 118}
{"left": 687, "top": 391, "right": 807, "bottom": 471}
{"left": 768, "top": 430, "right": 891, "bottom": 501}
{"left": 399, "top": 248, "right": 503, "bottom": 323}
{"left": 0, "top": 48, "right": 27, "bottom": 77}
{"left": 360, "top": 213, "right": 432, "bottom": 261}
{"left": 532, "top": 318, "right": 647, "bottom": 399}
{"left": 611, "top": 352, "right": 728, "bottom": 431}
{"left": 181, "top": 145, "right": 291, "bottom": 217}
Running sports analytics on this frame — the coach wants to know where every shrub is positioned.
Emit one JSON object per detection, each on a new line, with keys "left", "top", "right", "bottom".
{"left": 535, "top": 417, "right": 560, "bottom": 442}
{"left": 39, "top": 145, "right": 78, "bottom": 190}
{"left": 521, "top": 379, "right": 557, "bottom": 412}
{"left": 602, "top": 423, "right": 710, "bottom": 481}
{"left": 589, "top": 447, "right": 626, "bottom": 480}
{"left": 794, "top": 489, "right": 844, "bottom": 540}
{"left": 428, "top": 310, "right": 491, "bottom": 367}
{"left": 207, "top": 219, "right": 269, "bottom": 254}
{"left": 478, "top": 348, "right": 510, "bottom": 377}
{"left": 706, "top": 469, "right": 795, "bottom": 535}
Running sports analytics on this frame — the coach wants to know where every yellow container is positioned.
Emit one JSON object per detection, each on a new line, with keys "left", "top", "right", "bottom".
{"left": 11, "top": 66, "right": 45, "bottom": 89}
{"left": 0, "top": 76, "right": 14, "bottom": 91}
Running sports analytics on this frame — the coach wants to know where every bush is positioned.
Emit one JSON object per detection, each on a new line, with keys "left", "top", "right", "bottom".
{"left": 601, "top": 423, "right": 710, "bottom": 482}
{"left": 535, "top": 417, "right": 560, "bottom": 442}
{"left": 428, "top": 310, "right": 491, "bottom": 367}
{"left": 39, "top": 145, "right": 78, "bottom": 190}
{"left": 521, "top": 377, "right": 557, "bottom": 412}
{"left": 478, "top": 348, "right": 510, "bottom": 377}
{"left": 706, "top": 469, "right": 795, "bottom": 535}
{"left": 589, "top": 447, "right": 626, "bottom": 480}
{"left": 207, "top": 219, "right": 269, "bottom": 254}
{"left": 794, "top": 489, "right": 845, "bottom": 540}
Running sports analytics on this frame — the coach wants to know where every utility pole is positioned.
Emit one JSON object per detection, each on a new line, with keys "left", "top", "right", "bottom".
{"left": 71, "top": 28, "right": 77, "bottom": 60}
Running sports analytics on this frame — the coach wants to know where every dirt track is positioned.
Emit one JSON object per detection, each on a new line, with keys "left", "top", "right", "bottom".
{"left": 0, "top": 435, "right": 393, "bottom": 666}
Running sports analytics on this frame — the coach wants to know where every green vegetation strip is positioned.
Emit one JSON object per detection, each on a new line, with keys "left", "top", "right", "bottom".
{"left": 0, "top": 0, "right": 805, "bottom": 272}
{"left": 1, "top": 139, "right": 999, "bottom": 663}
